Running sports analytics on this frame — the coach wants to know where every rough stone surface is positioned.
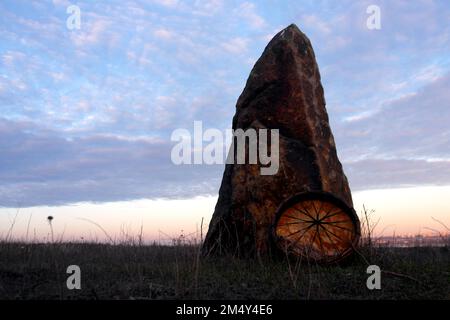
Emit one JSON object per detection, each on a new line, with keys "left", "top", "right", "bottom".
{"left": 202, "top": 24, "right": 353, "bottom": 258}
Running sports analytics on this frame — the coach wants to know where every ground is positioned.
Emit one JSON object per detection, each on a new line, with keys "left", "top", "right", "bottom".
{"left": 0, "top": 242, "right": 448, "bottom": 299}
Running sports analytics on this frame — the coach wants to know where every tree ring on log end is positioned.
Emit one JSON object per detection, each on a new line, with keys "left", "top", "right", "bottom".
{"left": 273, "top": 192, "right": 360, "bottom": 264}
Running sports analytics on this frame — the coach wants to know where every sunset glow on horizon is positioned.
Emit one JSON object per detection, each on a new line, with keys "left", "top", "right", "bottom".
{"left": 1, "top": 185, "right": 449, "bottom": 243}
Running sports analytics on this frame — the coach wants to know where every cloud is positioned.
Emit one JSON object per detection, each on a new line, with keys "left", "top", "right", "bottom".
{"left": 153, "top": 0, "right": 179, "bottom": 8}
{"left": 153, "top": 28, "right": 174, "bottom": 40}
{"left": 52, "top": 0, "right": 71, "bottom": 7}
{"left": 221, "top": 37, "right": 249, "bottom": 54}
{"left": 153, "top": 95, "right": 179, "bottom": 129}
{"left": 345, "top": 158, "right": 450, "bottom": 191}
{"left": 0, "top": 118, "right": 222, "bottom": 207}
{"left": 336, "top": 72, "right": 450, "bottom": 190}
{"left": 235, "top": 2, "right": 266, "bottom": 30}
{"left": 300, "top": 14, "right": 331, "bottom": 35}
{"left": 2, "top": 50, "right": 27, "bottom": 67}
{"left": 192, "top": 0, "right": 224, "bottom": 16}
{"left": 336, "top": 72, "right": 450, "bottom": 162}
{"left": 413, "top": 64, "right": 445, "bottom": 83}
{"left": 70, "top": 14, "right": 115, "bottom": 47}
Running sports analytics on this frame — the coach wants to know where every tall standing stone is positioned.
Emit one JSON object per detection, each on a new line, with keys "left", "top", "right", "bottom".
{"left": 202, "top": 24, "right": 353, "bottom": 258}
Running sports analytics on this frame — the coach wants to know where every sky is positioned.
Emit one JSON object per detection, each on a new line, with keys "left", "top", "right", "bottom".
{"left": 1, "top": 0, "right": 449, "bottom": 241}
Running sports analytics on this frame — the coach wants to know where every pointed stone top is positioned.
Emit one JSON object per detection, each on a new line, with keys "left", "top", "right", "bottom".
{"left": 283, "top": 23, "right": 301, "bottom": 33}
{"left": 267, "top": 23, "right": 310, "bottom": 47}
{"left": 236, "top": 23, "right": 318, "bottom": 117}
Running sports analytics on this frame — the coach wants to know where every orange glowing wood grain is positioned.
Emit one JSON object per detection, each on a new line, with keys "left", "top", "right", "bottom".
{"left": 274, "top": 192, "right": 360, "bottom": 263}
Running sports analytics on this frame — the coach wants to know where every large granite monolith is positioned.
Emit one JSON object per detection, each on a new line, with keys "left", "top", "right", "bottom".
{"left": 202, "top": 24, "right": 353, "bottom": 258}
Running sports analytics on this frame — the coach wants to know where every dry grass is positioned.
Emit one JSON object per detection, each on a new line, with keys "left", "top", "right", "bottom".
{"left": 0, "top": 209, "right": 448, "bottom": 300}
{"left": 0, "top": 240, "right": 448, "bottom": 300}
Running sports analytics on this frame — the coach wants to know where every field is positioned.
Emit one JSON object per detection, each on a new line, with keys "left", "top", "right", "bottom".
{"left": 0, "top": 241, "right": 448, "bottom": 300}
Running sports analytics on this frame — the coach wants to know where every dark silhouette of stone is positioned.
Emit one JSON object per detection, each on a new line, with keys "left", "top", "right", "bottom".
{"left": 202, "top": 24, "right": 353, "bottom": 258}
